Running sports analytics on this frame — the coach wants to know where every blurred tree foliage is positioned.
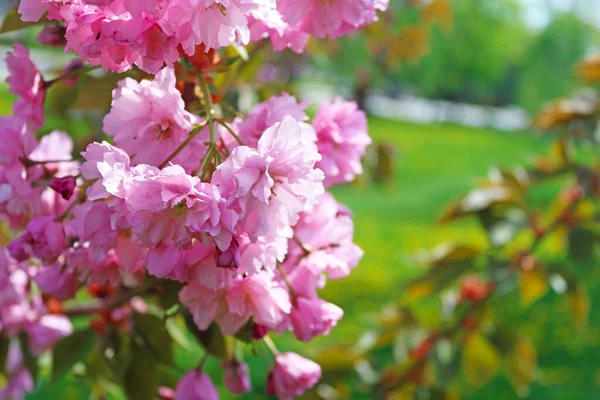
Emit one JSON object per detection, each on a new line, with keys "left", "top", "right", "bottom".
{"left": 310, "top": 0, "right": 598, "bottom": 112}
{"left": 517, "top": 12, "right": 597, "bottom": 112}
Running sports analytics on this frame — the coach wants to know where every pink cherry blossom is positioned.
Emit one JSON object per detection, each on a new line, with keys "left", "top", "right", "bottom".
{"left": 26, "top": 314, "right": 74, "bottom": 355}
{"left": 289, "top": 192, "right": 363, "bottom": 279}
{"left": 175, "top": 370, "right": 219, "bottom": 400}
{"left": 0, "top": 343, "right": 34, "bottom": 400}
{"left": 313, "top": 97, "right": 370, "bottom": 187}
{"left": 213, "top": 116, "right": 323, "bottom": 240}
{"left": 80, "top": 141, "right": 131, "bottom": 200}
{"left": 279, "top": 0, "right": 388, "bottom": 39}
{"left": 180, "top": 272, "right": 291, "bottom": 335}
{"left": 290, "top": 297, "right": 343, "bottom": 342}
{"left": 147, "top": 241, "right": 236, "bottom": 287}
{"left": 266, "top": 352, "right": 321, "bottom": 400}
{"left": 222, "top": 359, "right": 252, "bottom": 394}
{"left": 224, "top": 273, "right": 291, "bottom": 333}
{"left": 237, "top": 93, "right": 309, "bottom": 148}
{"left": 103, "top": 67, "right": 204, "bottom": 170}
{"left": 17, "top": 0, "right": 54, "bottom": 22}
{"left": 5, "top": 44, "right": 45, "bottom": 129}
{"left": 162, "top": 0, "right": 269, "bottom": 56}
{"left": 68, "top": 201, "right": 117, "bottom": 262}
{"left": 248, "top": 7, "right": 309, "bottom": 53}
{"left": 35, "top": 264, "right": 79, "bottom": 300}
{"left": 0, "top": 250, "right": 29, "bottom": 308}
{"left": 8, "top": 216, "right": 66, "bottom": 263}
{"left": 0, "top": 117, "right": 40, "bottom": 228}
{"left": 118, "top": 165, "right": 236, "bottom": 250}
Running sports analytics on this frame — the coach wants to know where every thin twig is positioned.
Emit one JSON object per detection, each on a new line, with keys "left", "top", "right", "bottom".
{"left": 263, "top": 336, "right": 279, "bottom": 356}
{"left": 63, "top": 281, "right": 158, "bottom": 317}
{"left": 217, "top": 119, "right": 244, "bottom": 146}
{"left": 158, "top": 123, "right": 207, "bottom": 169}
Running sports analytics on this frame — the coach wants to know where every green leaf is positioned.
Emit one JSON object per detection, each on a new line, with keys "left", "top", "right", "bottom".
{"left": 72, "top": 74, "right": 124, "bottom": 111}
{"left": 0, "top": 336, "right": 9, "bottom": 370}
{"left": 52, "top": 329, "right": 98, "bottom": 382}
{"left": 568, "top": 285, "right": 590, "bottom": 328}
{"left": 462, "top": 333, "right": 501, "bottom": 387}
{"left": 133, "top": 313, "right": 173, "bottom": 366}
{"left": 507, "top": 338, "right": 537, "bottom": 395}
{"left": 405, "top": 244, "right": 478, "bottom": 300}
{"left": 18, "top": 334, "right": 39, "bottom": 383}
{"left": 44, "top": 81, "right": 79, "bottom": 117}
{"left": 234, "top": 320, "right": 254, "bottom": 344}
{"left": 166, "top": 316, "right": 194, "bottom": 351}
{"left": 568, "top": 226, "right": 596, "bottom": 264}
{"left": 183, "top": 314, "right": 227, "bottom": 359}
{"left": 0, "top": 7, "right": 44, "bottom": 34}
{"left": 519, "top": 268, "right": 549, "bottom": 307}
{"left": 223, "top": 56, "right": 241, "bottom": 66}
{"left": 124, "top": 341, "right": 159, "bottom": 400}
{"left": 157, "top": 280, "right": 184, "bottom": 309}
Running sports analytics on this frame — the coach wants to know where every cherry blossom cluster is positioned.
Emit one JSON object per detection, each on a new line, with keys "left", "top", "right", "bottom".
{"left": 0, "top": 40, "right": 370, "bottom": 399}
{"left": 18, "top": 0, "right": 388, "bottom": 73}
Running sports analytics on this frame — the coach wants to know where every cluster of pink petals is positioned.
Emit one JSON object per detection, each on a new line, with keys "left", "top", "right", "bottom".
{"left": 0, "top": 249, "right": 73, "bottom": 358}
{"left": 5, "top": 44, "right": 45, "bottom": 129}
{"left": 18, "top": 0, "right": 387, "bottom": 72}
{"left": 313, "top": 97, "right": 371, "bottom": 187}
{"left": 267, "top": 352, "right": 322, "bottom": 400}
{"left": 175, "top": 370, "right": 219, "bottom": 400}
{"left": 0, "top": 342, "right": 34, "bottom": 400}
{"left": 1, "top": 37, "right": 372, "bottom": 398}
{"left": 180, "top": 272, "right": 291, "bottom": 335}
{"left": 103, "top": 67, "right": 204, "bottom": 171}
{"left": 235, "top": 92, "right": 309, "bottom": 148}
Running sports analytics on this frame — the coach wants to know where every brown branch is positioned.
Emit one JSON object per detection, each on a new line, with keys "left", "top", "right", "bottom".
{"left": 62, "top": 281, "right": 158, "bottom": 317}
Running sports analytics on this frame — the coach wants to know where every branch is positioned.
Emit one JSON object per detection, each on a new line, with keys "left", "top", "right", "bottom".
{"left": 62, "top": 281, "right": 158, "bottom": 317}
{"left": 158, "top": 122, "right": 207, "bottom": 169}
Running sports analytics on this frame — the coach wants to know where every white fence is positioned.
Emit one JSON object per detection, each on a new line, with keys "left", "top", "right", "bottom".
{"left": 297, "top": 83, "right": 531, "bottom": 132}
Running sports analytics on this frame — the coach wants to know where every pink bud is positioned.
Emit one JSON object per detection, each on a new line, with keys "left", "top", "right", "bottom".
{"left": 252, "top": 323, "right": 269, "bottom": 340}
{"left": 290, "top": 297, "right": 343, "bottom": 342}
{"left": 49, "top": 176, "right": 77, "bottom": 200}
{"left": 222, "top": 359, "right": 252, "bottom": 394}
{"left": 266, "top": 352, "right": 321, "bottom": 400}
{"left": 35, "top": 264, "right": 78, "bottom": 300}
{"left": 158, "top": 387, "right": 176, "bottom": 400}
{"left": 175, "top": 370, "right": 218, "bottom": 400}
{"left": 37, "top": 25, "right": 67, "bottom": 48}
{"left": 61, "top": 59, "right": 85, "bottom": 86}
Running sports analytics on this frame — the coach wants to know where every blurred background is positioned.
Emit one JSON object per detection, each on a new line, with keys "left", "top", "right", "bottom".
{"left": 1, "top": 0, "right": 600, "bottom": 399}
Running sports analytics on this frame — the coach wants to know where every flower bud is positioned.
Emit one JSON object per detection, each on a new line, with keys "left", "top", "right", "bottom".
{"left": 266, "top": 352, "right": 321, "bottom": 399}
{"left": 49, "top": 176, "right": 77, "bottom": 200}
{"left": 175, "top": 370, "right": 219, "bottom": 400}
{"left": 222, "top": 359, "right": 252, "bottom": 394}
{"left": 290, "top": 297, "right": 343, "bottom": 342}
{"left": 35, "top": 264, "right": 78, "bottom": 300}
{"left": 158, "top": 387, "right": 176, "bottom": 400}
{"left": 252, "top": 323, "right": 269, "bottom": 340}
{"left": 37, "top": 25, "right": 67, "bottom": 48}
